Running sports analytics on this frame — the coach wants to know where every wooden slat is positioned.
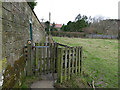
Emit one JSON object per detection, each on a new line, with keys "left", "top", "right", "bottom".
{"left": 80, "top": 47, "right": 83, "bottom": 74}
{"left": 68, "top": 48, "right": 71, "bottom": 80}
{"left": 72, "top": 48, "right": 74, "bottom": 76}
{"left": 53, "top": 43, "right": 56, "bottom": 72}
{"left": 55, "top": 43, "right": 58, "bottom": 73}
{"left": 78, "top": 48, "right": 80, "bottom": 74}
{"left": 39, "top": 43, "right": 42, "bottom": 75}
{"left": 50, "top": 43, "right": 52, "bottom": 73}
{"left": 60, "top": 48, "right": 63, "bottom": 83}
{"left": 43, "top": 43, "right": 46, "bottom": 75}
{"left": 35, "top": 45, "right": 37, "bottom": 76}
{"left": 46, "top": 43, "right": 49, "bottom": 74}
{"left": 64, "top": 48, "right": 67, "bottom": 81}
{"left": 57, "top": 48, "right": 61, "bottom": 82}
{"left": 52, "top": 43, "right": 54, "bottom": 73}
{"left": 75, "top": 47, "right": 78, "bottom": 75}
{"left": 38, "top": 47, "right": 40, "bottom": 76}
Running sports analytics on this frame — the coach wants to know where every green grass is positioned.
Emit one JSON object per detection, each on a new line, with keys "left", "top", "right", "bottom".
{"left": 53, "top": 37, "right": 118, "bottom": 88}
{"left": 54, "top": 75, "right": 90, "bottom": 88}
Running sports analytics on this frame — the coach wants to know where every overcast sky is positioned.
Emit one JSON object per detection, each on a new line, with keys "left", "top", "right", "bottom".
{"left": 34, "top": 0, "right": 119, "bottom": 24}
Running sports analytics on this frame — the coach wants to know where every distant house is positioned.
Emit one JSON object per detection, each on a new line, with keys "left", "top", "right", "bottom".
{"left": 50, "top": 23, "right": 62, "bottom": 31}
{"left": 41, "top": 22, "right": 62, "bottom": 31}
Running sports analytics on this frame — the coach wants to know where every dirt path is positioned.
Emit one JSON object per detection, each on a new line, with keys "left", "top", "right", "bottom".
{"left": 30, "top": 73, "right": 57, "bottom": 88}
{"left": 30, "top": 80, "right": 54, "bottom": 88}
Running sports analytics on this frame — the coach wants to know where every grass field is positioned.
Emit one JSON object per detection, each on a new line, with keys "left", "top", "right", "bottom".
{"left": 53, "top": 37, "right": 118, "bottom": 88}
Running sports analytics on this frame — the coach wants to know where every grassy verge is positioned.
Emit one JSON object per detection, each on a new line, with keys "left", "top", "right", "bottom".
{"left": 54, "top": 73, "right": 91, "bottom": 88}
{"left": 53, "top": 37, "right": 118, "bottom": 88}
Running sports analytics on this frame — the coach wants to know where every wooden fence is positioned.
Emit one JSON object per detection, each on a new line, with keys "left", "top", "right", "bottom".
{"left": 24, "top": 41, "right": 83, "bottom": 83}
{"left": 56, "top": 43, "right": 83, "bottom": 83}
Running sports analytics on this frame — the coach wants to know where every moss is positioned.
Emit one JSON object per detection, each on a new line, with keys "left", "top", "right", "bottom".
{"left": 2, "top": 56, "right": 26, "bottom": 88}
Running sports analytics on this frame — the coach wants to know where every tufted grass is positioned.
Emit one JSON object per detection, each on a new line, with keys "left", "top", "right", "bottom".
{"left": 53, "top": 37, "right": 118, "bottom": 88}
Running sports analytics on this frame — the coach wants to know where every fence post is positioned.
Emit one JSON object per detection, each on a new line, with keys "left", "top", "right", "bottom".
{"left": 27, "top": 40, "right": 32, "bottom": 76}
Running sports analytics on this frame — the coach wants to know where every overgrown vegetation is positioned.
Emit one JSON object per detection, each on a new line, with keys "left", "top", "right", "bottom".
{"left": 28, "top": 0, "right": 37, "bottom": 10}
{"left": 54, "top": 75, "right": 91, "bottom": 88}
{"left": 51, "top": 31, "right": 86, "bottom": 38}
{"left": 53, "top": 37, "right": 118, "bottom": 88}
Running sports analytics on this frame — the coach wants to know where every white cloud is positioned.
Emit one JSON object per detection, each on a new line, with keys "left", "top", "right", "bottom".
{"left": 34, "top": 0, "right": 119, "bottom": 24}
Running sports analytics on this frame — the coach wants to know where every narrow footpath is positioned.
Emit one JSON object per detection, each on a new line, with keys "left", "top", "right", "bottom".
{"left": 30, "top": 36, "right": 56, "bottom": 89}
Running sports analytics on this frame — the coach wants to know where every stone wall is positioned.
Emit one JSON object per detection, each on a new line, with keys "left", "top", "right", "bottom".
{"left": 1, "top": 2, "right": 45, "bottom": 65}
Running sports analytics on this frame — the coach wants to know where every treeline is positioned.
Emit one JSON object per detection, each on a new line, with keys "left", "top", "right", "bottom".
{"left": 61, "top": 14, "right": 91, "bottom": 32}
{"left": 45, "top": 21, "right": 58, "bottom": 34}
{"left": 60, "top": 14, "right": 118, "bottom": 36}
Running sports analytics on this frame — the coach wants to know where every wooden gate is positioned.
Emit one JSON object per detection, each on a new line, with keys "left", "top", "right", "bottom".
{"left": 24, "top": 41, "right": 58, "bottom": 77}
{"left": 24, "top": 41, "right": 83, "bottom": 83}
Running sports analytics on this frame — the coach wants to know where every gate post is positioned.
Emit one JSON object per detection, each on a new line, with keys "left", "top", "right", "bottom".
{"left": 27, "top": 40, "right": 32, "bottom": 76}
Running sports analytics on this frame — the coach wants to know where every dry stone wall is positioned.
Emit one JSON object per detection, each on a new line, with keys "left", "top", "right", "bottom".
{"left": 1, "top": 2, "right": 45, "bottom": 65}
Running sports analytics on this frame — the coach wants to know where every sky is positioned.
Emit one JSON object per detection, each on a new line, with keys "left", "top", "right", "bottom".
{"left": 34, "top": 0, "right": 119, "bottom": 25}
